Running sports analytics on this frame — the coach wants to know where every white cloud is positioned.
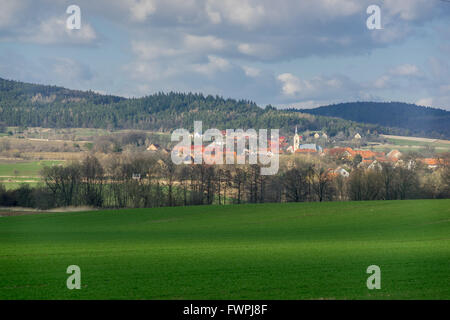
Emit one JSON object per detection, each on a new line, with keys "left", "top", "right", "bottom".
{"left": 277, "top": 73, "right": 352, "bottom": 98}
{"left": 277, "top": 73, "right": 307, "bottom": 96}
{"left": 129, "top": 0, "right": 156, "bottom": 22}
{"left": 0, "top": 0, "right": 25, "bottom": 28}
{"left": 204, "top": 0, "right": 365, "bottom": 30}
{"left": 184, "top": 34, "right": 225, "bottom": 51}
{"left": 415, "top": 98, "right": 433, "bottom": 107}
{"left": 237, "top": 43, "right": 253, "bottom": 55}
{"left": 131, "top": 34, "right": 226, "bottom": 62}
{"left": 374, "top": 75, "right": 390, "bottom": 89}
{"left": 205, "top": 1, "right": 222, "bottom": 24}
{"left": 383, "top": 0, "right": 435, "bottom": 21}
{"left": 206, "top": 0, "right": 266, "bottom": 29}
{"left": 237, "top": 43, "right": 279, "bottom": 59}
{"left": 390, "top": 64, "right": 420, "bottom": 76}
{"left": 19, "top": 17, "right": 97, "bottom": 45}
{"left": 2, "top": 0, "right": 447, "bottom": 59}
{"left": 132, "top": 41, "right": 181, "bottom": 60}
{"left": 193, "top": 55, "right": 230, "bottom": 75}
{"left": 242, "top": 66, "right": 260, "bottom": 78}
{"left": 372, "top": 64, "right": 421, "bottom": 89}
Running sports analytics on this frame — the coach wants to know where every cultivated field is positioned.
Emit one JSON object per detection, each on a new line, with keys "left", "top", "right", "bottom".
{"left": 0, "top": 200, "right": 448, "bottom": 299}
{"left": 0, "top": 160, "right": 63, "bottom": 189}
{"left": 380, "top": 134, "right": 450, "bottom": 144}
{"left": 367, "top": 134, "right": 450, "bottom": 153}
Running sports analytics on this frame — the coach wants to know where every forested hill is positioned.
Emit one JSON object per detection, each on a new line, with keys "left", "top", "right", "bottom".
{"left": 296, "top": 102, "right": 450, "bottom": 139}
{"left": 0, "top": 77, "right": 374, "bottom": 136}
{"left": 0, "top": 77, "right": 447, "bottom": 139}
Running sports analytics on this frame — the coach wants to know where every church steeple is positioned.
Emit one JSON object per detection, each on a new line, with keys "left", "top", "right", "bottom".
{"left": 293, "top": 126, "right": 300, "bottom": 152}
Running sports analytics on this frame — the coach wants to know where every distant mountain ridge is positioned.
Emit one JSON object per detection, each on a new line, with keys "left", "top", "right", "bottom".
{"left": 295, "top": 102, "right": 450, "bottom": 139}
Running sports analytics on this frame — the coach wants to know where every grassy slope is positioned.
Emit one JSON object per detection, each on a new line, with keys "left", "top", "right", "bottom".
{"left": 0, "top": 200, "right": 449, "bottom": 300}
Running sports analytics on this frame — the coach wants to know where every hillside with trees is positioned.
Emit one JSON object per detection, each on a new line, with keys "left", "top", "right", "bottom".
{"left": 1, "top": 77, "right": 448, "bottom": 139}
{"left": 296, "top": 102, "right": 450, "bottom": 139}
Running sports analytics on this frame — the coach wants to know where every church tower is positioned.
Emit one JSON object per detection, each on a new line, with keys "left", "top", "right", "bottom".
{"left": 293, "top": 126, "right": 300, "bottom": 151}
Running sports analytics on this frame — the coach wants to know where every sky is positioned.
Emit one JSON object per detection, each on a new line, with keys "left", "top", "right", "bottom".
{"left": 0, "top": 0, "right": 449, "bottom": 110}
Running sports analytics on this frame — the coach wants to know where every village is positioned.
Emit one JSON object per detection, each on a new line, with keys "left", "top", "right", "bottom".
{"left": 145, "top": 126, "right": 446, "bottom": 176}
{"left": 1, "top": 125, "right": 448, "bottom": 206}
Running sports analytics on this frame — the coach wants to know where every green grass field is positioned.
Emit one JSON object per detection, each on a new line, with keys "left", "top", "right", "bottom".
{"left": 0, "top": 181, "right": 41, "bottom": 190}
{"left": 386, "top": 138, "right": 450, "bottom": 152}
{"left": 0, "top": 200, "right": 449, "bottom": 300}
{"left": 0, "top": 160, "right": 62, "bottom": 177}
{"left": 0, "top": 160, "right": 62, "bottom": 190}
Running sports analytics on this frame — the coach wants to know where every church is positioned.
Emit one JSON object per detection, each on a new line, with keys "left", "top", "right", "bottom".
{"left": 287, "top": 127, "right": 323, "bottom": 154}
{"left": 293, "top": 126, "right": 301, "bottom": 151}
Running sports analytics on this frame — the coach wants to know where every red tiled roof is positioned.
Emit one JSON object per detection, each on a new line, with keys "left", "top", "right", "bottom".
{"left": 353, "top": 150, "right": 380, "bottom": 159}
{"left": 295, "top": 149, "right": 317, "bottom": 153}
{"left": 325, "top": 147, "right": 353, "bottom": 156}
{"left": 422, "top": 158, "right": 439, "bottom": 165}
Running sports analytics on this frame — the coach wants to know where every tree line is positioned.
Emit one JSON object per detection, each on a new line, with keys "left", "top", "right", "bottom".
{"left": 1, "top": 154, "right": 449, "bottom": 209}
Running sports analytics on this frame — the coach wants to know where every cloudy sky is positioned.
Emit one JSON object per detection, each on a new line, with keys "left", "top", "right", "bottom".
{"left": 0, "top": 0, "right": 449, "bottom": 109}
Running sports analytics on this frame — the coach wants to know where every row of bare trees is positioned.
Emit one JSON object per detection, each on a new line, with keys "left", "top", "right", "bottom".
{"left": 1, "top": 154, "right": 449, "bottom": 209}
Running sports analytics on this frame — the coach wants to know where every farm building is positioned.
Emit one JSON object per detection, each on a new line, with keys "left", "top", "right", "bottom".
{"left": 147, "top": 144, "right": 161, "bottom": 151}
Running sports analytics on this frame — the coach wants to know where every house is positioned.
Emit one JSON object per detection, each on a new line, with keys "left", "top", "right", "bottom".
{"left": 146, "top": 143, "right": 161, "bottom": 151}
{"left": 368, "top": 160, "right": 382, "bottom": 171}
{"left": 375, "top": 156, "right": 389, "bottom": 163}
{"left": 326, "top": 168, "right": 339, "bottom": 179}
{"left": 386, "top": 150, "right": 402, "bottom": 161}
{"left": 325, "top": 147, "right": 353, "bottom": 159}
{"left": 353, "top": 150, "right": 384, "bottom": 160}
{"left": 299, "top": 144, "right": 322, "bottom": 152}
{"left": 421, "top": 158, "right": 440, "bottom": 169}
{"left": 334, "top": 167, "right": 349, "bottom": 177}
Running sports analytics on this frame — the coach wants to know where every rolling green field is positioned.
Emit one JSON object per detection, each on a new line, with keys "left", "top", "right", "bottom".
{"left": 0, "top": 200, "right": 449, "bottom": 300}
